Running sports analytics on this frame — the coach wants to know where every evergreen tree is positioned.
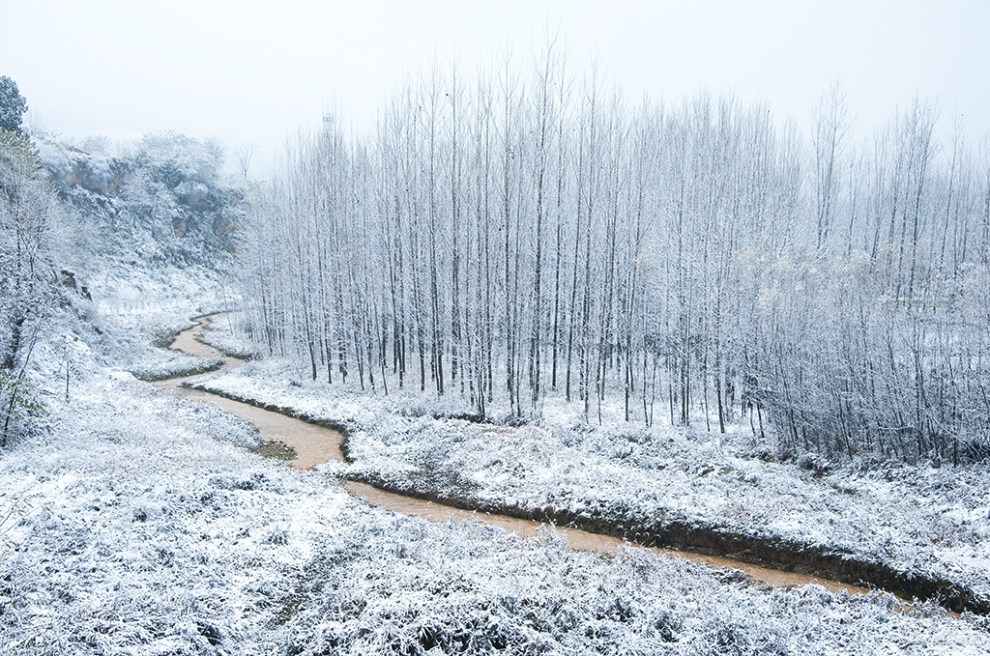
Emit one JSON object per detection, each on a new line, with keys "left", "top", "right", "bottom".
{"left": 0, "top": 76, "right": 28, "bottom": 134}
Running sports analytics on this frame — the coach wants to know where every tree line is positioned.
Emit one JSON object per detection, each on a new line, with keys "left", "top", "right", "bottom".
{"left": 240, "top": 50, "right": 990, "bottom": 464}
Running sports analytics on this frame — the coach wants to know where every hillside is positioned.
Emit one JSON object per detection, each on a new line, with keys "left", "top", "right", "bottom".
{"left": 40, "top": 133, "right": 242, "bottom": 264}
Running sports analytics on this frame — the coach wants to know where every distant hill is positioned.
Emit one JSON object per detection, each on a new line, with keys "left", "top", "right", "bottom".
{"left": 33, "top": 132, "right": 246, "bottom": 313}
{"left": 38, "top": 132, "right": 245, "bottom": 269}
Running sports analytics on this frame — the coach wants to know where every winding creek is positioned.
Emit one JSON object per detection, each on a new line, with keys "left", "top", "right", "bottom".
{"left": 157, "top": 315, "right": 886, "bottom": 603}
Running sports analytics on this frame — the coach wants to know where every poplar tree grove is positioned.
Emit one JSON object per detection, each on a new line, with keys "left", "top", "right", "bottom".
{"left": 240, "top": 50, "right": 990, "bottom": 465}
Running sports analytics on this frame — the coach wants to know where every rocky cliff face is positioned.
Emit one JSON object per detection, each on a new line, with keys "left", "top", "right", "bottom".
{"left": 38, "top": 133, "right": 245, "bottom": 267}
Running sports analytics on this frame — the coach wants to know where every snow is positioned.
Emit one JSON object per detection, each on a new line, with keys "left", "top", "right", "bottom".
{"left": 0, "top": 306, "right": 987, "bottom": 653}
{"left": 5, "top": 132, "right": 990, "bottom": 650}
{"left": 7, "top": 79, "right": 990, "bottom": 655}
{"left": 196, "top": 353, "right": 990, "bottom": 612}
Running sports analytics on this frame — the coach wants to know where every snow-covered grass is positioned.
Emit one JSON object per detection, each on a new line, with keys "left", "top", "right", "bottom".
{"left": 195, "top": 314, "right": 261, "bottom": 361}
{"left": 77, "top": 265, "right": 235, "bottom": 381}
{"left": 197, "top": 356, "right": 990, "bottom": 613}
{"left": 2, "top": 323, "right": 990, "bottom": 654}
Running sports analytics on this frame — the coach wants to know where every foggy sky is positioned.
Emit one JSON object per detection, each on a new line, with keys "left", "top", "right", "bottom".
{"left": 1, "top": 0, "right": 987, "bottom": 175}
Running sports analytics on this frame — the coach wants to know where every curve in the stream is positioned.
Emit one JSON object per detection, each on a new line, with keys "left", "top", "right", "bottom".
{"left": 157, "top": 315, "right": 967, "bottom": 613}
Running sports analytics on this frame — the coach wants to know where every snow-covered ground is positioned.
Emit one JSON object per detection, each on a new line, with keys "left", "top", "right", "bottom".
{"left": 1, "top": 317, "right": 989, "bottom": 654}
{"left": 1, "top": 277, "right": 989, "bottom": 654}
{"left": 88, "top": 265, "right": 235, "bottom": 379}
{"left": 196, "top": 348, "right": 990, "bottom": 615}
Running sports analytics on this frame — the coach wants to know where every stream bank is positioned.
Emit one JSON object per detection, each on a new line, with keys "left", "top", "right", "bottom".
{"left": 164, "top": 315, "right": 987, "bottom": 615}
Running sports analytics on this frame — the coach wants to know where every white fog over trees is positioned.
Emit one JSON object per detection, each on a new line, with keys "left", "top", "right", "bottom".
{"left": 242, "top": 51, "right": 990, "bottom": 465}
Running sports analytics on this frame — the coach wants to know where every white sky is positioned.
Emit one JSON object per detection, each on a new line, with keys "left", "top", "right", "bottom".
{"left": 1, "top": 0, "right": 988, "bottom": 175}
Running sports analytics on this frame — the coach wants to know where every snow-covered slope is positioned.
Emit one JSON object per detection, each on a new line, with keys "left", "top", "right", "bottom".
{"left": 29, "top": 134, "right": 243, "bottom": 381}
{"left": 38, "top": 133, "right": 242, "bottom": 268}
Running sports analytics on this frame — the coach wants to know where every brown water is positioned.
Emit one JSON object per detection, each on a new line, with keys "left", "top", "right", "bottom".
{"left": 157, "top": 315, "right": 876, "bottom": 599}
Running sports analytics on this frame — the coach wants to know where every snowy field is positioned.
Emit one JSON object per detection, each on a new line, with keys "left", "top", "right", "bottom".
{"left": 0, "top": 296, "right": 988, "bottom": 654}
{"left": 197, "top": 349, "right": 990, "bottom": 615}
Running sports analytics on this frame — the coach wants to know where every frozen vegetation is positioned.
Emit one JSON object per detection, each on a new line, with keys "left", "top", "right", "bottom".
{"left": 241, "top": 51, "right": 990, "bottom": 468}
{"left": 198, "top": 351, "right": 990, "bottom": 613}
{"left": 1, "top": 310, "right": 990, "bottom": 654}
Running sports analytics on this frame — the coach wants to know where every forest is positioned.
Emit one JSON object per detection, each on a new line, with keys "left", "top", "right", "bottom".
{"left": 242, "top": 50, "right": 990, "bottom": 465}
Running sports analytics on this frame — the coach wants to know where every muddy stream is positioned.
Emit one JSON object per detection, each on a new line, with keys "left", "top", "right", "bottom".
{"left": 157, "top": 315, "right": 875, "bottom": 599}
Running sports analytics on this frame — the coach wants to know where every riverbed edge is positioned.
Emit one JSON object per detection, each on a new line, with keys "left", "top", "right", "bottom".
{"left": 185, "top": 382, "right": 989, "bottom": 616}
